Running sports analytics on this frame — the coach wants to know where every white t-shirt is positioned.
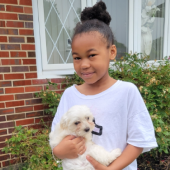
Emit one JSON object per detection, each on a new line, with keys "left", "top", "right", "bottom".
{"left": 51, "top": 80, "right": 158, "bottom": 170}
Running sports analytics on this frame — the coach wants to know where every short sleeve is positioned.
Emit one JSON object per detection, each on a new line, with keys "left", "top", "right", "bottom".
{"left": 51, "top": 90, "right": 69, "bottom": 131}
{"left": 127, "top": 83, "right": 158, "bottom": 152}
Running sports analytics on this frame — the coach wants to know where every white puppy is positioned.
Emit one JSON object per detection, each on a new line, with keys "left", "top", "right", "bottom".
{"left": 49, "top": 105, "right": 121, "bottom": 170}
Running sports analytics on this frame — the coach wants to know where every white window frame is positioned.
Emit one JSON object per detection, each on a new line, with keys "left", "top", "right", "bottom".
{"left": 32, "top": 0, "right": 170, "bottom": 79}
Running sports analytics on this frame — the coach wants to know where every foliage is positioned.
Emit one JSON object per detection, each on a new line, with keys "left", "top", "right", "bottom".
{"left": 64, "top": 53, "right": 170, "bottom": 154}
{"left": 35, "top": 81, "right": 62, "bottom": 116}
{"left": 2, "top": 125, "right": 62, "bottom": 170}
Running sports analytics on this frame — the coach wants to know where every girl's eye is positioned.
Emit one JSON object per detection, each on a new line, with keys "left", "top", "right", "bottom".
{"left": 89, "top": 54, "right": 96, "bottom": 58}
{"left": 75, "top": 121, "right": 80, "bottom": 125}
{"left": 74, "top": 57, "right": 81, "bottom": 60}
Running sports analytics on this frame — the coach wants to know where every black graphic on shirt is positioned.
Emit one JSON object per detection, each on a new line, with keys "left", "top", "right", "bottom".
{"left": 92, "top": 118, "right": 103, "bottom": 136}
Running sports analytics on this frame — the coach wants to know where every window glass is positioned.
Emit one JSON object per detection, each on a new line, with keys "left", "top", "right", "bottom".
{"left": 141, "top": 0, "right": 165, "bottom": 59}
{"left": 97, "top": 0, "right": 129, "bottom": 60}
{"left": 43, "top": 0, "right": 81, "bottom": 64}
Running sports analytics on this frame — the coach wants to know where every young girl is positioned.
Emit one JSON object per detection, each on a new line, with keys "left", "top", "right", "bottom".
{"left": 51, "top": 1, "right": 157, "bottom": 170}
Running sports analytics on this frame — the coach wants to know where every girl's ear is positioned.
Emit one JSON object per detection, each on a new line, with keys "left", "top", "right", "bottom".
{"left": 109, "top": 45, "right": 117, "bottom": 60}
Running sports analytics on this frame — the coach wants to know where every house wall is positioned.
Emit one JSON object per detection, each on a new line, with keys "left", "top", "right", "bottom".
{"left": 0, "top": 0, "right": 64, "bottom": 168}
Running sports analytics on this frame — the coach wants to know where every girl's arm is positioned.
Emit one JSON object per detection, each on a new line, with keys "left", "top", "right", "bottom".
{"left": 87, "top": 144, "right": 143, "bottom": 170}
{"left": 53, "top": 135, "right": 86, "bottom": 159}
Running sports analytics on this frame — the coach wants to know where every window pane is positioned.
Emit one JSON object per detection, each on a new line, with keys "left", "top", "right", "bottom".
{"left": 141, "top": 0, "right": 165, "bottom": 60}
{"left": 97, "top": 0, "right": 129, "bottom": 60}
{"left": 43, "top": 0, "right": 81, "bottom": 64}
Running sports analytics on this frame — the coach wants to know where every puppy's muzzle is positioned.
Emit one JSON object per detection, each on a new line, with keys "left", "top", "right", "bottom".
{"left": 84, "top": 127, "right": 90, "bottom": 132}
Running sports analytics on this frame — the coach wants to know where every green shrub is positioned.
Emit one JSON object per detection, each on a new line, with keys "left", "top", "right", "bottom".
{"left": 2, "top": 125, "right": 62, "bottom": 170}
{"left": 35, "top": 81, "right": 62, "bottom": 116}
{"left": 64, "top": 53, "right": 170, "bottom": 154}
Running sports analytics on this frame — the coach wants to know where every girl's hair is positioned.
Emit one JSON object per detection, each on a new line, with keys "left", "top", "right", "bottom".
{"left": 72, "top": 1, "right": 114, "bottom": 48}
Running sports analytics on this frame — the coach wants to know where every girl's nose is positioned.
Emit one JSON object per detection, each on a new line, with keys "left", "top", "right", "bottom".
{"left": 81, "top": 59, "right": 90, "bottom": 69}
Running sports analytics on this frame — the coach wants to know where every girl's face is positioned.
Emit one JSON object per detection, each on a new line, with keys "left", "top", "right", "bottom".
{"left": 71, "top": 31, "right": 117, "bottom": 85}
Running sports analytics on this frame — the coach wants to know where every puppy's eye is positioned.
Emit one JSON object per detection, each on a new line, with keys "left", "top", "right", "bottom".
{"left": 75, "top": 121, "right": 80, "bottom": 125}
{"left": 86, "top": 117, "right": 89, "bottom": 120}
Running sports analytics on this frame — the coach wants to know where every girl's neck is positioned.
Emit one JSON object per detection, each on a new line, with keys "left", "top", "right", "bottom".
{"left": 76, "top": 76, "right": 117, "bottom": 95}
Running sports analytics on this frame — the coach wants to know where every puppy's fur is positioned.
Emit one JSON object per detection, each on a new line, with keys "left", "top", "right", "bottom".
{"left": 49, "top": 105, "right": 121, "bottom": 170}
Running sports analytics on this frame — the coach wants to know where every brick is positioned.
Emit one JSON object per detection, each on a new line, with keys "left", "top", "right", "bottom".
{"left": 0, "top": 75, "right": 3, "bottom": 80}
{"left": 12, "top": 66, "right": 29, "bottom": 72}
{"left": 0, "top": 155, "right": 10, "bottom": 161}
{"left": 0, "top": 21, "right": 5, "bottom": 27}
{"left": 26, "top": 111, "right": 43, "bottom": 118}
{"left": 23, "top": 59, "right": 36, "bottom": 64}
{"left": 34, "top": 104, "right": 44, "bottom": 111}
{"left": 22, "top": 44, "right": 35, "bottom": 50}
{"left": 16, "top": 118, "right": 34, "bottom": 126}
{"left": 1, "top": 44, "right": 20, "bottom": 50}
{"left": 0, "top": 135, "right": 11, "bottom": 144}
{"left": 0, "top": 142, "right": 6, "bottom": 148}
{"left": 0, "top": 103, "right": 5, "bottom": 108}
{"left": 0, "top": 52, "right": 9, "bottom": 57}
{"left": 7, "top": 113, "right": 25, "bottom": 120}
{"left": 0, "top": 95, "right": 14, "bottom": 101}
{"left": 6, "top": 100, "right": 24, "bottom": 107}
{"left": 29, "top": 66, "right": 37, "bottom": 71}
{"left": 0, "top": 88, "right": 4, "bottom": 94}
{"left": 24, "top": 7, "right": 32, "bottom": 13}
{"left": 2, "top": 159, "right": 17, "bottom": 167}
{"left": 2, "top": 59, "right": 21, "bottom": 65}
{"left": 0, "top": 5, "right": 5, "bottom": 11}
{"left": 0, "top": 108, "right": 14, "bottom": 115}
{"left": 9, "top": 37, "right": 25, "bottom": 43}
{"left": 8, "top": 128, "right": 15, "bottom": 133}
{"left": 6, "top": 21, "right": 24, "bottom": 28}
{"left": 0, "top": 36, "right": 7, "bottom": 42}
{"left": 6, "top": 5, "right": 23, "bottom": 13}
{"left": 32, "top": 79, "right": 48, "bottom": 85}
{"left": 0, "top": 13, "right": 18, "bottom": 20}
{"left": 15, "top": 106, "right": 33, "bottom": 113}
{"left": 25, "top": 73, "right": 37, "bottom": 79}
{"left": 4, "top": 73, "right": 24, "bottom": 80}
{"left": 0, "top": 129, "right": 7, "bottom": 135}
{"left": 5, "top": 87, "right": 24, "bottom": 94}
{"left": 25, "top": 98, "right": 42, "bottom": 105}
{"left": 19, "top": 14, "right": 33, "bottom": 21}
{"left": 0, "top": 0, "right": 18, "bottom": 4}
{"left": 44, "top": 84, "right": 60, "bottom": 90}
{"left": 28, "top": 51, "right": 35, "bottom": 57}
{"left": 27, "top": 37, "right": 34, "bottom": 43}
{"left": 25, "top": 22, "right": 33, "bottom": 28}
{"left": 25, "top": 86, "right": 42, "bottom": 92}
{"left": 11, "top": 51, "right": 26, "bottom": 57}
{"left": 0, "top": 116, "right": 5, "bottom": 121}
{"left": 0, "top": 87, "right": 3, "bottom": 94}
{"left": 19, "top": 29, "right": 33, "bottom": 35}
{"left": 0, "top": 81, "right": 11, "bottom": 87}
{"left": 51, "top": 78, "right": 65, "bottom": 83}
{"left": 0, "top": 67, "right": 10, "bottom": 72}
{"left": 0, "top": 121, "right": 15, "bottom": 129}
{"left": 35, "top": 116, "right": 49, "bottom": 123}
{"left": 13, "top": 80, "right": 31, "bottom": 86}
{"left": 15, "top": 93, "right": 32, "bottom": 100}
{"left": 20, "top": 0, "right": 32, "bottom": 6}
{"left": 0, "top": 28, "right": 18, "bottom": 35}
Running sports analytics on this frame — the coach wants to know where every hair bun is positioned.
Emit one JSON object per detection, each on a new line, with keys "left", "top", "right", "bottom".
{"left": 81, "top": 1, "right": 111, "bottom": 25}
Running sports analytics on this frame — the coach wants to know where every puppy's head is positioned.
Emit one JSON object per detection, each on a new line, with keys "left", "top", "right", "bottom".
{"left": 60, "top": 105, "right": 95, "bottom": 138}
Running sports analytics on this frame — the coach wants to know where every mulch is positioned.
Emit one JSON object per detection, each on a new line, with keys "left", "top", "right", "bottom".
{"left": 137, "top": 152, "right": 170, "bottom": 170}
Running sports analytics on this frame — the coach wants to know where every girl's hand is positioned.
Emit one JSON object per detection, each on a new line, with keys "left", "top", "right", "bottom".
{"left": 53, "top": 135, "right": 86, "bottom": 159}
{"left": 86, "top": 155, "right": 109, "bottom": 170}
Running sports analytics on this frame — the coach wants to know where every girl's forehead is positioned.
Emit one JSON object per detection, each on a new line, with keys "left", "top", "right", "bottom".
{"left": 72, "top": 31, "right": 106, "bottom": 47}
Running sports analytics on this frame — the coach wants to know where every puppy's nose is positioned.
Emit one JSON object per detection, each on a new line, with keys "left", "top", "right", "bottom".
{"left": 84, "top": 127, "right": 90, "bottom": 132}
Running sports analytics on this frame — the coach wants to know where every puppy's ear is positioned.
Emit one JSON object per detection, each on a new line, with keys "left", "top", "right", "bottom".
{"left": 60, "top": 114, "right": 68, "bottom": 130}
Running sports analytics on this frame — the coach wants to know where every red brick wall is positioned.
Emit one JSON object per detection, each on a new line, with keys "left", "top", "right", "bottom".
{"left": 0, "top": 0, "right": 64, "bottom": 167}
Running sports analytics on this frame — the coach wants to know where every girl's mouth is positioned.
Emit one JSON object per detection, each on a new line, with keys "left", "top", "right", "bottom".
{"left": 81, "top": 72, "right": 94, "bottom": 78}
